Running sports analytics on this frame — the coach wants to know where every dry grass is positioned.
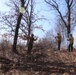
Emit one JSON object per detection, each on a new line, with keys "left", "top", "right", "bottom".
{"left": 0, "top": 39, "right": 76, "bottom": 75}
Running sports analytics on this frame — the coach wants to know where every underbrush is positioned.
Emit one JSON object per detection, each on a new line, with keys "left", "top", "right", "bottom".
{"left": 0, "top": 39, "right": 76, "bottom": 75}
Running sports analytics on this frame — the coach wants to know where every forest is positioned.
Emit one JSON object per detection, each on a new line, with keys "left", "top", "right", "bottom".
{"left": 0, "top": 0, "right": 76, "bottom": 75}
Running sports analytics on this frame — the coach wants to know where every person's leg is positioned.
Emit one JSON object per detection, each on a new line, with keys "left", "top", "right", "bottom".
{"left": 27, "top": 43, "right": 30, "bottom": 53}
{"left": 71, "top": 43, "right": 73, "bottom": 51}
{"left": 27, "top": 43, "right": 33, "bottom": 54}
{"left": 68, "top": 44, "right": 71, "bottom": 52}
{"left": 58, "top": 41, "right": 61, "bottom": 50}
{"left": 58, "top": 42, "right": 59, "bottom": 50}
{"left": 30, "top": 43, "right": 33, "bottom": 53}
{"left": 27, "top": 43, "right": 31, "bottom": 54}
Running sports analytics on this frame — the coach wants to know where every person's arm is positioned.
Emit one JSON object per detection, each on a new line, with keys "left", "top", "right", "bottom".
{"left": 34, "top": 37, "right": 38, "bottom": 41}
{"left": 55, "top": 36, "right": 58, "bottom": 38}
{"left": 24, "top": 35, "right": 30, "bottom": 40}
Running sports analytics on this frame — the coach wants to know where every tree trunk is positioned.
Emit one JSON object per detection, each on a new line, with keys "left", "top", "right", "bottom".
{"left": 12, "top": 13, "right": 23, "bottom": 54}
{"left": 12, "top": 0, "right": 24, "bottom": 54}
{"left": 67, "top": 1, "right": 71, "bottom": 38}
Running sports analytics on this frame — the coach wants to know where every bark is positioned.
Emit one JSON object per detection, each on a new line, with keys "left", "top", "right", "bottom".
{"left": 12, "top": 13, "right": 23, "bottom": 54}
{"left": 12, "top": 0, "right": 25, "bottom": 54}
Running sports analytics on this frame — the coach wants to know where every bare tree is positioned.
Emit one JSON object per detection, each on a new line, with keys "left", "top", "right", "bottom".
{"left": 0, "top": 0, "right": 45, "bottom": 54}
{"left": 12, "top": 0, "right": 29, "bottom": 54}
{"left": 45, "top": 0, "right": 75, "bottom": 38}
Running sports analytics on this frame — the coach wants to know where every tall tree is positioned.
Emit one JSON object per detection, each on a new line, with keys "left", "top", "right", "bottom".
{"left": 0, "top": 0, "right": 44, "bottom": 54}
{"left": 12, "top": 0, "right": 29, "bottom": 54}
{"left": 45, "top": 0, "right": 74, "bottom": 38}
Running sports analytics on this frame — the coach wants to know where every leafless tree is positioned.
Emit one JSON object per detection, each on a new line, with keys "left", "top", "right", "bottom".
{"left": 45, "top": 0, "right": 76, "bottom": 38}
{"left": 0, "top": 0, "right": 44, "bottom": 54}
{"left": 12, "top": 0, "right": 28, "bottom": 54}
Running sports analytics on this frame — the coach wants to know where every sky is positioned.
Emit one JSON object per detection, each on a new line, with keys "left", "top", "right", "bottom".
{"left": 0, "top": 0, "right": 11, "bottom": 34}
{"left": 33, "top": 0, "right": 57, "bottom": 38}
{"left": 0, "top": 0, "right": 10, "bottom": 12}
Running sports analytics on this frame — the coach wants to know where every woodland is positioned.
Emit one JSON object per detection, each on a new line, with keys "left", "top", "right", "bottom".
{"left": 0, "top": 0, "right": 76, "bottom": 75}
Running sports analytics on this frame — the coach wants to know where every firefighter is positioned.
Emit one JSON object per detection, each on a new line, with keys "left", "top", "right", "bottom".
{"left": 56, "top": 33, "right": 62, "bottom": 50}
{"left": 68, "top": 34, "right": 74, "bottom": 52}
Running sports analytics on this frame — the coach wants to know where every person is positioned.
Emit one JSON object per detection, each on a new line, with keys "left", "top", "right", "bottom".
{"left": 55, "top": 33, "right": 62, "bottom": 50}
{"left": 68, "top": 34, "right": 74, "bottom": 52}
{"left": 25, "top": 34, "right": 37, "bottom": 54}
